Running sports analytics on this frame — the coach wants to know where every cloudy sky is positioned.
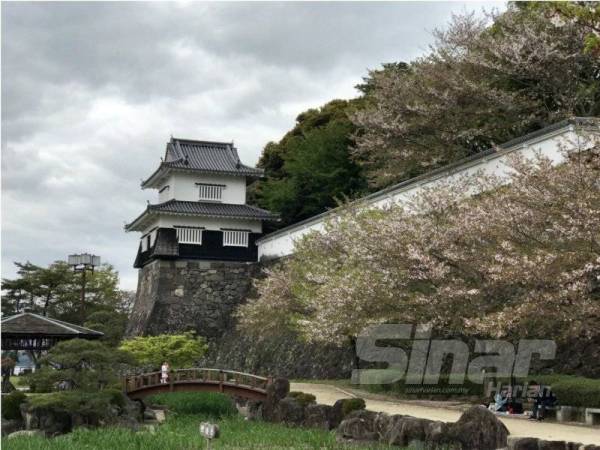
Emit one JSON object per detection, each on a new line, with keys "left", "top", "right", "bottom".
{"left": 2, "top": 1, "right": 502, "bottom": 290}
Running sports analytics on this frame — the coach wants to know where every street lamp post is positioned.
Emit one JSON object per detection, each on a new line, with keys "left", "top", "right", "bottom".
{"left": 68, "top": 253, "right": 101, "bottom": 323}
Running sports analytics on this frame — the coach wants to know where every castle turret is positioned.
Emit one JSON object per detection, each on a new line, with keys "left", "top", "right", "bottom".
{"left": 126, "top": 138, "right": 278, "bottom": 267}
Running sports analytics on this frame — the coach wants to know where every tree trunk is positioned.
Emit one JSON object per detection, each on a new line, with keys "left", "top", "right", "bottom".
{"left": 349, "top": 335, "right": 360, "bottom": 371}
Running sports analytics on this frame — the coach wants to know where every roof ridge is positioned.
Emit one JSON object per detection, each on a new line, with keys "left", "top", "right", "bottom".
{"left": 172, "top": 137, "right": 233, "bottom": 146}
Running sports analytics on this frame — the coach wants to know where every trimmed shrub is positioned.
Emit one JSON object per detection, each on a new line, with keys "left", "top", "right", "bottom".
{"left": 25, "top": 389, "right": 129, "bottom": 427}
{"left": 2, "top": 390, "right": 27, "bottom": 420}
{"left": 341, "top": 398, "right": 366, "bottom": 417}
{"left": 288, "top": 391, "right": 317, "bottom": 407}
{"left": 146, "top": 392, "right": 236, "bottom": 417}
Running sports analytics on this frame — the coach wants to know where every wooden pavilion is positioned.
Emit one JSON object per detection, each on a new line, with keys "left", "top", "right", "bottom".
{"left": 1, "top": 312, "right": 104, "bottom": 351}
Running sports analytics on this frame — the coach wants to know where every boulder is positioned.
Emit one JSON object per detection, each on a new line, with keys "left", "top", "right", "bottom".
{"left": 236, "top": 399, "right": 263, "bottom": 421}
{"left": 336, "top": 417, "right": 378, "bottom": 442}
{"left": 1, "top": 418, "right": 23, "bottom": 436}
{"left": 263, "top": 378, "right": 289, "bottom": 422}
{"left": 275, "top": 397, "right": 305, "bottom": 426}
{"left": 21, "top": 405, "right": 72, "bottom": 436}
{"left": 537, "top": 441, "right": 566, "bottom": 450}
{"left": 566, "top": 443, "right": 583, "bottom": 450}
{"left": 304, "top": 403, "right": 334, "bottom": 430}
{"left": 143, "top": 409, "right": 156, "bottom": 421}
{"left": 425, "top": 420, "right": 454, "bottom": 447}
{"left": 387, "top": 416, "right": 431, "bottom": 447}
{"left": 7, "top": 430, "right": 44, "bottom": 439}
{"left": 373, "top": 412, "right": 392, "bottom": 439}
{"left": 331, "top": 398, "right": 366, "bottom": 428}
{"left": 508, "top": 437, "right": 539, "bottom": 450}
{"left": 448, "top": 405, "right": 509, "bottom": 450}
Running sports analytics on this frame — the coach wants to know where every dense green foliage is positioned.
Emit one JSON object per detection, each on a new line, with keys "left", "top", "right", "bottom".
{"left": 287, "top": 391, "right": 317, "bottom": 407}
{"left": 2, "top": 390, "right": 27, "bottom": 420}
{"left": 146, "top": 392, "right": 236, "bottom": 417}
{"left": 252, "top": 100, "right": 368, "bottom": 227}
{"left": 340, "top": 398, "right": 366, "bottom": 417}
{"left": 1, "top": 260, "right": 128, "bottom": 326}
{"left": 84, "top": 310, "right": 128, "bottom": 347}
{"left": 119, "top": 333, "right": 207, "bottom": 370}
{"left": 26, "top": 389, "right": 128, "bottom": 418}
{"left": 2, "top": 392, "right": 388, "bottom": 449}
{"left": 27, "top": 339, "right": 133, "bottom": 393}
{"left": 534, "top": 374, "right": 600, "bottom": 408}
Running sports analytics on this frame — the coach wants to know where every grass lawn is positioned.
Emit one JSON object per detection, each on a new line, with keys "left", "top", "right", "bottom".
{"left": 2, "top": 392, "right": 390, "bottom": 450}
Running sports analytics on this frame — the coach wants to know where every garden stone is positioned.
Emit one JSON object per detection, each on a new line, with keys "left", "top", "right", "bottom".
{"left": 336, "top": 417, "right": 378, "bottom": 442}
{"left": 7, "top": 430, "right": 44, "bottom": 439}
{"left": 425, "top": 420, "right": 454, "bottom": 448}
{"left": 275, "top": 397, "right": 305, "bottom": 426}
{"left": 1, "top": 418, "right": 23, "bottom": 436}
{"left": 143, "top": 409, "right": 156, "bottom": 421}
{"left": 236, "top": 399, "right": 263, "bottom": 421}
{"left": 304, "top": 403, "right": 334, "bottom": 430}
{"left": 387, "top": 416, "right": 430, "bottom": 447}
{"left": 22, "top": 406, "right": 72, "bottom": 436}
{"left": 448, "top": 405, "right": 508, "bottom": 450}
{"left": 372, "top": 412, "right": 391, "bottom": 439}
{"left": 537, "top": 441, "right": 567, "bottom": 450}
{"left": 331, "top": 398, "right": 367, "bottom": 428}
{"left": 263, "top": 377, "right": 289, "bottom": 422}
{"left": 566, "top": 443, "right": 583, "bottom": 450}
{"left": 508, "top": 437, "right": 539, "bottom": 450}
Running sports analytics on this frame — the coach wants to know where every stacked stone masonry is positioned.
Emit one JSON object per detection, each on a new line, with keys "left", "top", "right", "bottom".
{"left": 126, "top": 259, "right": 259, "bottom": 338}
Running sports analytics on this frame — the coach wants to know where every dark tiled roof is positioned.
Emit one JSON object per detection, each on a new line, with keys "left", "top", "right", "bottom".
{"left": 126, "top": 200, "right": 279, "bottom": 231}
{"left": 150, "top": 200, "right": 278, "bottom": 220}
{"left": 142, "top": 138, "right": 263, "bottom": 187}
{"left": 1, "top": 313, "right": 104, "bottom": 337}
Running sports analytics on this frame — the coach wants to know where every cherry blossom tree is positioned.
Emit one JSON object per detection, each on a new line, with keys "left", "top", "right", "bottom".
{"left": 238, "top": 135, "right": 600, "bottom": 348}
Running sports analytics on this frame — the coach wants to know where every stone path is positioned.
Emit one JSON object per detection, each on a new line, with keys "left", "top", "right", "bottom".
{"left": 291, "top": 382, "right": 600, "bottom": 445}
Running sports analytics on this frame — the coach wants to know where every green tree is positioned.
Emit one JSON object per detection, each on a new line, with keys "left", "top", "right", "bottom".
{"left": 251, "top": 100, "right": 368, "bottom": 226}
{"left": 119, "top": 333, "right": 208, "bottom": 370}
{"left": 1, "top": 261, "right": 125, "bottom": 326}
{"left": 28, "top": 339, "right": 134, "bottom": 392}
{"left": 84, "top": 310, "right": 129, "bottom": 347}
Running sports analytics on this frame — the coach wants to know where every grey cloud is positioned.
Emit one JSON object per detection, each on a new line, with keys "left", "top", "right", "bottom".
{"left": 2, "top": 1, "right": 504, "bottom": 289}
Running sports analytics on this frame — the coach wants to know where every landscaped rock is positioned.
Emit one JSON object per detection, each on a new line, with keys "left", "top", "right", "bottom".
{"left": 331, "top": 397, "right": 367, "bottom": 428}
{"left": 508, "top": 436, "right": 539, "bottom": 450}
{"left": 372, "top": 412, "right": 392, "bottom": 439}
{"left": 336, "top": 417, "right": 378, "bottom": 442}
{"left": 21, "top": 405, "right": 72, "bottom": 436}
{"left": 448, "top": 405, "right": 509, "bottom": 450}
{"left": 1, "top": 418, "right": 23, "bottom": 436}
{"left": 425, "top": 420, "right": 454, "bottom": 448}
{"left": 7, "top": 429, "right": 44, "bottom": 439}
{"left": 236, "top": 399, "right": 263, "bottom": 421}
{"left": 387, "top": 416, "right": 430, "bottom": 447}
{"left": 143, "top": 409, "right": 157, "bottom": 421}
{"left": 275, "top": 397, "right": 305, "bottom": 426}
{"left": 263, "top": 377, "right": 289, "bottom": 422}
{"left": 304, "top": 403, "right": 334, "bottom": 430}
{"left": 566, "top": 443, "right": 583, "bottom": 450}
{"left": 537, "top": 441, "right": 567, "bottom": 450}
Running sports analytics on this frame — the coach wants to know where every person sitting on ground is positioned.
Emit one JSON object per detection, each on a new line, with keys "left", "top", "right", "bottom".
{"left": 528, "top": 381, "right": 557, "bottom": 421}
{"left": 488, "top": 388, "right": 508, "bottom": 412}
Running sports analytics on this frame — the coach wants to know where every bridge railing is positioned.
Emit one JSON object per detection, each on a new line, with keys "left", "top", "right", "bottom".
{"left": 122, "top": 368, "right": 271, "bottom": 394}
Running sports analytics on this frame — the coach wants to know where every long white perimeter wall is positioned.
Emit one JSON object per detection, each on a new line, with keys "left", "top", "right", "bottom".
{"left": 257, "top": 118, "right": 600, "bottom": 260}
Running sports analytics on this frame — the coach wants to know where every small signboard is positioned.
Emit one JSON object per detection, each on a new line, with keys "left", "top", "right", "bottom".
{"left": 199, "top": 422, "right": 220, "bottom": 449}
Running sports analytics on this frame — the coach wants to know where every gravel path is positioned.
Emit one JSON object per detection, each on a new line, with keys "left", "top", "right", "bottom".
{"left": 291, "top": 382, "right": 600, "bottom": 445}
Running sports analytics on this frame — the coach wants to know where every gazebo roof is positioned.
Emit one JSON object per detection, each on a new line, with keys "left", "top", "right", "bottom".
{"left": 1, "top": 313, "right": 103, "bottom": 350}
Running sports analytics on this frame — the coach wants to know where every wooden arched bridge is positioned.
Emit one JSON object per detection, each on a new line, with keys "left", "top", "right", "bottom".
{"left": 122, "top": 368, "right": 272, "bottom": 401}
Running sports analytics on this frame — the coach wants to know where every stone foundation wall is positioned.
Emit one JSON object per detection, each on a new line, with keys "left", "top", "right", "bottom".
{"left": 126, "top": 259, "right": 259, "bottom": 339}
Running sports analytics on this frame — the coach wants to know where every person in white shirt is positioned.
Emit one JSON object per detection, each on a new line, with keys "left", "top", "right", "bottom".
{"left": 161, "top": 362, "right": 170, "bottom": 384}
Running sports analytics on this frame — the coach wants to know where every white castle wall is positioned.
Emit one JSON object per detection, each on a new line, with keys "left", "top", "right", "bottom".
{"left": 257, "top": 123, "right": 596, "bottom": 260}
